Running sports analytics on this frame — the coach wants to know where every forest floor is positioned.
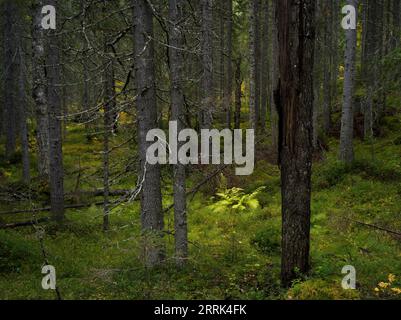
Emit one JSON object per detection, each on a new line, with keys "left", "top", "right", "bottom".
{"left": 1, "top": 112, "right": 401, "bottom": 300}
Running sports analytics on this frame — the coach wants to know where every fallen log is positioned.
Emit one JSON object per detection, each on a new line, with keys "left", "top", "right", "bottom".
{"left": 0, "top": 218, "right": 50, "bottom": 229}
{"left": 66, "top": 189, "right": 129, "bottom": 198}
{"left": 0, "top": 201, "right": 106, "bottom": 215}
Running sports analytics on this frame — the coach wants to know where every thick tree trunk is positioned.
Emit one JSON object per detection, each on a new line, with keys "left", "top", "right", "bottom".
{"left": 200, "top": 0, "right": 214, "bottom": 129}
{"left": 340, "top": 0, "right": 358, "bottom": 163}
{"left": 276, "top": 0, "right": 315, "bottom": 288}
{"left": 133, "top": 0, "right": 164, "bottom": 267}
{"left": 32, "top": 0, "right": 50, "bottom": 178}
{"left": 169, "top": 0, "right": 188, "bottom": 266}
{"left": 46, "top": 0, "right": 65, "bottom": 223}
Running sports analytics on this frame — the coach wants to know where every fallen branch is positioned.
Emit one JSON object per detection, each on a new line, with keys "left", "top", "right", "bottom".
{"left": 346, "top": 218, "right": 401, "bottom": 237}
{"left": 0, "top": 218, "right": 50, "bottom": 229}
{"left": 66, "top": 189, "right": 130, "bottom": 198}
{"left": 0, "top": 201, "right": 106, "bottom": 215}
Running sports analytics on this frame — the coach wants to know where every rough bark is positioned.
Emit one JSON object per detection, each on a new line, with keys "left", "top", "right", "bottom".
{"left": 103, "top": 39, "right": 115, "bottom": 232}
{"left": 364, "top": 0, "right": 383, "bottom": 140}
{"left": 3, "top": 1, "right": 17, "bottom": 158}
{"left": 46, "top": 0, "right": 65, "bottom": 223}
{"left": 313, "top": 0, "right": 322, "bottom": 149}
{"left": 223, "top": 0, "right": 233, "bottom": 129}
{"left": 392, "top": 0, "right": 401, "bottom": 49}
{"left": 18, "top": 45, "right": 31, "bottom": 184}
{"left": 249, "top": 0, "right": 260, "bottom": 129}
{"left": 234, "top": 57, "right": 242, "bottom": 130}
{"left": 260, "top": 0, "right": 270, "bottom": 130}
{"left": 270, "top": 0, "right": 279, "bottom": 150}
{"left": 133, "top": 0, "right": 164, "bottom": 267}
{"left": 200, "top": 0, "right": 214, "bottom": 129}
{"left": 32, "top": 0, "right": 50, "bottom": 177}
{"left": 330, "top": 0, "right": 340, "bottom": 115}
{"left": 169, "top": 0, "right": 188, "bottom": 265}
{"left": 322, "top": 0, "right": 332, "bottom": 135}
{"left": 340, "top": 0, "right": 358, "bottom": 163}
{"left": 276, "top": 0, "right": 315, "bottom": 288}
{"left": 81, "top": 0, "right": 91, "bottom": 139}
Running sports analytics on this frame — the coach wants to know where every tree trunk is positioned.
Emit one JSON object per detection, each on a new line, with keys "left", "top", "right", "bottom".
{"left": 133, "top": 0, "right": 164, "bottom": 267}
{"left": 392, "top": 0, "right": 401, "bottom": 49}
{"left": 169, "top": 0, "right": 188, "bottom": 266}
{"left": 234, "top": 57, "right": 242, "bottom": 130}
{"left": 270, "top": 0, "right": 279, "bottom": 150}
{"left": 18, "top": 44, "right": 31, "bottom": 184}
{"left": 330, "top": 0, "right": 340, "bottom": 115}
{"left": 340, "top": 0, "right": 358, "bottom": 163}
{"left": 81, "top": 0, "right": 91, "bottom": 140}
{"left": 276, "top": 0, "right": 315, "bottom": 288}
{"left": 260, "top": 0, "right": 270, "bottom": 130}
{"left": 103, "top": 38, "right": 115, "bottom": 232}
{"left": 322, "top": 1, "right": 332, "bottom": 135}
{"left": 249, "top": 0, "right": 260, "bottom": 130}
{"left": 223, "top": 0, "right": 233, "bottom": 129}
{"left": 364, "top": 0, "right": 383, "bottom": 140}
{"left": 32, "top": 0, "right": 50, "bottom": 178}
{"left": 200, "top": 0, "right": 214, "bottom": 129}
{"left": 3, "top": 1, "right": 17, "bottom": 158}
{"left": 313, "top": 0, "right": 323, "bottom": 149}
{"left": 46, "top": 0, "right": 65, "bottom": 223}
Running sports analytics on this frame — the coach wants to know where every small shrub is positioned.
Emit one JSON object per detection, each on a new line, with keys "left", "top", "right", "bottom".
{"left": 0, "top": 231, "right": 40, "bottom": 273}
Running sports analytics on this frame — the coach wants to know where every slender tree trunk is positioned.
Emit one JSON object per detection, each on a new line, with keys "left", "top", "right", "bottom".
{"left": 330, "top": 0, "right": 340, "bottom": 114}
{"left": 223, "top": 0, "right": 233, "bottom": 129}
{"left": 46, "top": 0, "right": 65, "bottom": 223}
{"left": 81, "top": 0, "right": 91, "bottom": 140}
{"left": 313, "top": 0, "right": 322, "bottom": 149}
{"left": 270, "top": 0, "right": 279, "bottom": 150}
{"left": 340, "top": 0, "right": 358, "bottom": 163}
{"left": 219, "top": 1, "right": 225, "bottom": 112}
{"left": 249, "top": 0, "right": 260, "bottom": 130}
{"left": 133, "top": 0, "right": 164, "bottom": 267}
{"left": 3, "top": 1, "right": 17, "bottom": 158}
{"left": 322, "top": 1, "right": 332, "bottom": 135}
{"left": 200, "top": 0, "right": 213, "bottom": 129}
{"left": 32, "top": 0, "right": 50, "bottom": 178}
{"left": 234, "top": 57, "right": 242, "bottom": 130}
{"left": 18, "top": 45, "right": 31, "bottom": 184}
{"left": 103, "top": 37, "right": 115, "bottom": 232}
{"left": 364, "top": 0, "right": 382, "bottom": 140}
{"left": 260, "top": 0, "right": 270, "bottom": 130}
{"left": 169, "top": 0, "right": 188, "bottom": 266}
{"left": 392, "top": 0, "right": 401, "bottom": 49}
{"left": 276, "top": 0, "right": 315, "bottom": 288}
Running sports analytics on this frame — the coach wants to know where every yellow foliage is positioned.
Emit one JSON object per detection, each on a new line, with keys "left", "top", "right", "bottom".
{"left": 374, "top": 274, "right": 401, "bottom": 298}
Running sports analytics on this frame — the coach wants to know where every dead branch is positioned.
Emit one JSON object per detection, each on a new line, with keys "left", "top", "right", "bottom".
{"left": 346, "top": 218, "right": 401, "bottom": 237}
